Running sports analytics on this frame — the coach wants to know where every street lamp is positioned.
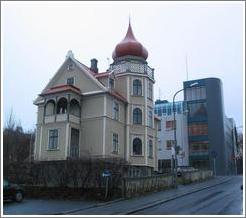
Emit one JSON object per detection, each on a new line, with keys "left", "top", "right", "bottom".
{"left": 172, "top": 82, "right": 198, "bottom": 188}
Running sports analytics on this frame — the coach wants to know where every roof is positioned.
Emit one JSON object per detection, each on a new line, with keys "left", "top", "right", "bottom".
{"left": 108, "top": 90, "right": 127, "bottom": 103}
{"left": 95, "top": 72, "right": 110, "bottom": 78}
{"left": 40, "top": 84, "right": 81, "bottom": 96}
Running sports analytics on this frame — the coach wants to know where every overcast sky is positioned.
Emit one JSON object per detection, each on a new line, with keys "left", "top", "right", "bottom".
{"left": 2, "top": 1, "right": 244, "bottom": 131}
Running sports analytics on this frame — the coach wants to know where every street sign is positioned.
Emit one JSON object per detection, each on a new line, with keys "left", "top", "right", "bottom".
{"left": 102, "top": 170, "right": 111, "bottom": 177}
{"left": 211, "top": 151, "right": 218, "bottom": 158}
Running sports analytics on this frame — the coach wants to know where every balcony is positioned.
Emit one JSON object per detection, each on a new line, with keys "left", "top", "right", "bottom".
{"left": 109, "top": 62, "right": 154, "bottom": 80}
{"left": 44, "top": 114, "right": 80, "bottom": 124}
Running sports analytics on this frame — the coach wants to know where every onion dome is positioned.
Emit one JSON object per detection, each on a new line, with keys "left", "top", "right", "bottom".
{"left": 112, "top": 22, "right": 148, "bottom": 60}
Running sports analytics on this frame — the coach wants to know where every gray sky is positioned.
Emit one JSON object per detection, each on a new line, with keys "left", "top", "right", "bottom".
{"left": 2, "top": 1, "right": 244, "bottom": 131}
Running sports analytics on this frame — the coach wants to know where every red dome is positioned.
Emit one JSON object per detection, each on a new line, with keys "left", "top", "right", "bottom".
{"left": 112, "top": 22, "right": 148, "bottom": 60}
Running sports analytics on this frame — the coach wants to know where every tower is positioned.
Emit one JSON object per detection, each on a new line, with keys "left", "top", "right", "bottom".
{"left": 109, "top": 22, "right": 157, "bottom": 174}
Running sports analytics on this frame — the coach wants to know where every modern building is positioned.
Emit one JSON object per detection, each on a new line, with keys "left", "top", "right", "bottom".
{"left": 154, "top": 100, "right": 189, "bottom": 173}
{"left": 183, "top": 77, "right": 236, "bottom": 175}
{"left": 33, "top": 22, "right": 160, "bottom": 176}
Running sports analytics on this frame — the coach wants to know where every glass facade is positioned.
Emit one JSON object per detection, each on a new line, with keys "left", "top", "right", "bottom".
{"left": 154, "top": 101, "right": 186, "bottom": 117}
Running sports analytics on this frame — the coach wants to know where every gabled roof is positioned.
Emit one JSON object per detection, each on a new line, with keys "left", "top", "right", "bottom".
{"left": 108, "top": 90, "right": 127, "bottom": 103}
{"left": 40, "top": 84, "right": 81, "bottom": 96}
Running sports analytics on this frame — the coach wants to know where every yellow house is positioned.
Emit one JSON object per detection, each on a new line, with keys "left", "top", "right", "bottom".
{"left": 34, "top": 22, "right": 160, "bottom": 176}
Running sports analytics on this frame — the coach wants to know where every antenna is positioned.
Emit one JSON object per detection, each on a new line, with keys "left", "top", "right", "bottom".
{"left": 185, "top": 54, "right": 189, "bottom": 81}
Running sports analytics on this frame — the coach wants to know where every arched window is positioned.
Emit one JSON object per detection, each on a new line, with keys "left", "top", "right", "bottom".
{"left": 45, "top": 100, "right": 55, "bottom": 116}
{"left": 133, "top": 79, "right": 142, "bottom": 96}
{"left": 70, "top": 99, "right": 81, "bottom": 117}
{"left": 133, "top": 138, "right": 142, "bottom": 155}
{"left": 57, "top": 98, "right": 67, "bottom": 114}
{"left": 133, "top": 108, "right": 142, "bottom": 124}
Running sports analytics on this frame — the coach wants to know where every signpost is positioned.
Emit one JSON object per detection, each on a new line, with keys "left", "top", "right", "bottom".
{"left": 102, "top": 170, "right": 111, "bottom": 199}
{"left": 211, "top": 151, "right": 218, "bottom": 176}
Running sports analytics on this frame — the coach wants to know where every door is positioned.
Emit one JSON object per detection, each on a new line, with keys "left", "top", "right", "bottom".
{"left": 70, "top": 128, "right": 79, "bottom": 158}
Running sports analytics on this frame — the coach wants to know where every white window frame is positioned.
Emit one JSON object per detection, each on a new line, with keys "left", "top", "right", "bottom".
{"left": 66, "top": 77, "right": 75, "bottom": 86}
{"left": 112, "top": 133, "right": 119, "bottom": 154}
{"left": 132, "top": 78, "right": 143, "bottom": 96}
{"left": 147, "top": 81, "right": 153, "bottom": 100}
{"left": 113, "top": 100, "right": 119, "bottom": 120}
{"left": 148, "top": 139, "right": 153, "bottom": 158}
{"left": 47, "top": 129, "right": 59, "bottom": 150}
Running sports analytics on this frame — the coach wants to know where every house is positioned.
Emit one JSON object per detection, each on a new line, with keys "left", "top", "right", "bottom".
{"left": 33, "top": 22, "right": 160, "bottom": 176}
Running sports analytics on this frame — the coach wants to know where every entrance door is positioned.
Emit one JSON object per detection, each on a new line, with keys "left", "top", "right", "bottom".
{"left": 70, "top": 128, "right": 79, "bottom": 158}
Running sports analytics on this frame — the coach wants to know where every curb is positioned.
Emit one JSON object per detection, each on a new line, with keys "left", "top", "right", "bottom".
{"left": 123, "top": 177, "right": 232, "bottom": 215}
{"left": 54, "top": 198, "right": 125, "bottom": 215}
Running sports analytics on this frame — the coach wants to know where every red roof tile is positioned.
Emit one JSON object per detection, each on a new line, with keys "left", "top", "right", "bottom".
{"left": 109, "top": 90, "right": 127, "bottom": 103}
{"left": 40, "top": 84, "right": 81, "bottom": 96}
{"left": 95, "top": 72, "right": 110, "bottom": 78}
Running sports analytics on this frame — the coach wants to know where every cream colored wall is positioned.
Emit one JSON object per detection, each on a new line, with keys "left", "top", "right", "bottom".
{"left": 37, "top": 105, "right": 44, "bottom": 124}
{"left": 82, "top": 95, "right": 104, "bottom": 118}
{"left": 51, "top": 61, "right": 103, "bottom": 93}
{"left": 81, "top": 118, "right": 104, "bottom": 156}
{"left": 114, "top": 76, "right": 128, "bottom": 98}
{"left": 38, "top": 122, "right": 67, "bottom": 161}
{"left": 104, "top": 118, "right": 125, "bottom": 158}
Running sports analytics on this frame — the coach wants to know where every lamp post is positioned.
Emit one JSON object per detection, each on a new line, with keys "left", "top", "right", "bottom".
{"left": 172, "top": 82, "right": 198, "bottom": 188}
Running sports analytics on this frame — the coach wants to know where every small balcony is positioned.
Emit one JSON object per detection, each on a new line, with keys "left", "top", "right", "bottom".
{"left": 44, "top": 97, "right": 81, "bottom": 124}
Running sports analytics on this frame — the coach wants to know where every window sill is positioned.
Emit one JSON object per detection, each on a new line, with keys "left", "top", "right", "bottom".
{"left": 131, "top": 95, "right": 143, "bottom": 97}
{"left": 111, "top": 151, "right": 119, "bottom": 155}
{"left": 47, "top": 148, "right": 60, "bottom": 151}
{"left": 131, "top": 154, "right": 144, "bottom": 157}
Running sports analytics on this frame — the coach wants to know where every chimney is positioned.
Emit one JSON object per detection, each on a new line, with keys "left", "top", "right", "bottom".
{"left": 90, "top": 58, "right": 98, "bottom": 73}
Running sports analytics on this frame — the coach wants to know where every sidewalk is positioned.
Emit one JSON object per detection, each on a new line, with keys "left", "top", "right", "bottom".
{"left": 67, "top": 176, "right": 232, "bottom": 215}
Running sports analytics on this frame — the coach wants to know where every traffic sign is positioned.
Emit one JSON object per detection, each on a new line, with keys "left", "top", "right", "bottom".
{"left": 211, "top": 151, "right": 218, "bottom": 158}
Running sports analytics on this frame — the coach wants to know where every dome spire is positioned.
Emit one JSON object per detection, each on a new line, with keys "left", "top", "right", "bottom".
{"left": 112, "top": 20, "right": 148, "bottom": 60}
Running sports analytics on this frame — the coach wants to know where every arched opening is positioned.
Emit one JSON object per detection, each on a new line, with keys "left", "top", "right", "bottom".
{"left": 45, "top": 100, "right": 55, "bottom": 116}
{"left": 133, "top": 79, "right": 142, "bottom": 96}
{"left": 133, "top": 108, "right": 142, "bottom": 124}
{"left": 70, "top": 99, "right": 81, "bottom": 117}
{"left": 57, "top": 98, "right": 67, "bottom": 114}
{"left": 133, "top": 138, "right": 142, "bottom": 155}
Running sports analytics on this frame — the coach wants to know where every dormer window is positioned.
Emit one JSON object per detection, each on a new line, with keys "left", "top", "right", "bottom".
{"left": 67, "top": 77, "right": 74, "bottom": 85}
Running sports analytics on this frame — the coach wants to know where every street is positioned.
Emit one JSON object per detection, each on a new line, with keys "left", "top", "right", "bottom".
{"left": 3, "top": 176, "right": 243, "bottom": 215}
{"left": 132, "top": 176, "right": 243, "bottom": 215}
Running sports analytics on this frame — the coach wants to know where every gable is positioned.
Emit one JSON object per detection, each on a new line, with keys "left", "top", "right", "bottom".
{"left": 43, "top": 57, "right": 107, "bottom": 94}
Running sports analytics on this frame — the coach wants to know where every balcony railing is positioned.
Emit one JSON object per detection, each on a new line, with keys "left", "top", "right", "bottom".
{"left": 109, "top": 62, "right": 154, "bottom": 80}
{"left": 44, "top": 114, "right": 80, "bottom": 124}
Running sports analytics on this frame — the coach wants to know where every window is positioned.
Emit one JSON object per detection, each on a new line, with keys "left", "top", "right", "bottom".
{"left": 109, "top": 78, "right": 115, "bottom": 89}
{"left": 112, "top": 133, "right": 119, "bottom": 153}
{"left": 133, "top": 79, "right": 142, "bottom": 96}
{"left": 133, "top": 108, "right": 142, "bottom": 124}
{"left": 133, "top": 138, "right": 142, "bottom": 155}
{"left": 148, "top": 139, "right": 153, "bottom": 158}
{"left": 148, "top": 110, "right": 153, "bottom": 128}
{"left": 185, "top": 86, "right": 206, "bottom": 101}
{"left": 166, "top": 120, "right": 176, "bottom": 131}
{"left": 166, "top": 140, "right": 175, "bottom": 150}
{"left": 67, "top": 77, "right": 74, "bottom": 85}
{"left": 48, "top": 129, "right": 58, "bottom": 150}
{"left": 188, "top": 103, "right": 207, "bottom": 118}
{"left": 113, "top": 101, "right": 119, "bottom": 120}
{"left": 148, "top": 82, "right": 153, "bottom": 99}
{"left": 188, "top": 123, "right": 208, "bottom": 136}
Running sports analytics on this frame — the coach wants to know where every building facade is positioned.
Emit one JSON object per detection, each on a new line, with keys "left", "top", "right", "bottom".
{"left": 184, "top": 78, "right": 236, "bottom": 175}
{"left": 33, "top": 22, "right": 159, "bottom": 175}
{"left": 154, "top": 100, "right": 189, "bottom": 173}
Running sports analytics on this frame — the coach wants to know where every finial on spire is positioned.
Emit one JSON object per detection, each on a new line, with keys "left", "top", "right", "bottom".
{"left": 129, "top": 13, "right": 131, "bottom": 25}
{"left": 66, "top": 50, "right": 74, "bottom": 59}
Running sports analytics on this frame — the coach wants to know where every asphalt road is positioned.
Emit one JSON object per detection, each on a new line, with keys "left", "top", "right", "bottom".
{"left": 3, "top": 176, "right": 243, "bottom": 215}
{"left": 133, "top": 176, "right": 243, "bottom": 215}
